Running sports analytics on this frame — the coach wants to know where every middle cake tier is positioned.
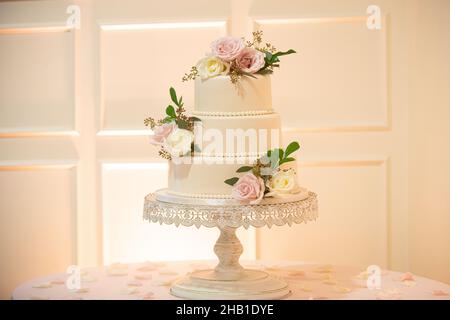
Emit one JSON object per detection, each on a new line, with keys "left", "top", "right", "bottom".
{"left": 193, "top": 112, "right": 281, "bottom": 156}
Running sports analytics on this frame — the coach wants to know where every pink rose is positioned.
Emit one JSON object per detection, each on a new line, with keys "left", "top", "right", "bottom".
{"left": 235, "top": 47, "right": 265, "bottom": 73}
{"left": 149, "top": 122, "right": 176, "bottom": 145}
{"left": 211, "top": 36, "right": 245, "bottom": 61}
{"left": 231, "top": 173, "right": 265, "bottom": 204}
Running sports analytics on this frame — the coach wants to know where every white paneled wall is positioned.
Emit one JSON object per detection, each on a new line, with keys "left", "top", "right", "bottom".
{"left": 0, "top": 0, "right": 449, "bottom": 300}
{"left": 0, "top": 167, "right": 76, "bottom": 299}
{"left": 258, "top": 17, "right": 388, "bottom": 130}
{"left": 100, "top": 22, "right": 226, "bottom": 131}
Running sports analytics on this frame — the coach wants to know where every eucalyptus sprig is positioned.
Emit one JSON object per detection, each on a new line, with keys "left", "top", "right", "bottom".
{"left": 224, "top": 141, "right": 300, "bottom": 187}
{"left": 145, "top": 87, "right": 201, "bottom": 131}
{"left": 256, "top": 49, "right": 297, "bottom": 75}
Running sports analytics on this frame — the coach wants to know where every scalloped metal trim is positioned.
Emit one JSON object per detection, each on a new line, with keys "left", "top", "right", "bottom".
{"left": 143, "top": 192, "right": 318, "bottom": 229}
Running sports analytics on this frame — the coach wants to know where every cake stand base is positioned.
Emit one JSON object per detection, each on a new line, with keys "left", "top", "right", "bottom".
{"left": 171, "top": 269, "right": 290, "bottom": 300}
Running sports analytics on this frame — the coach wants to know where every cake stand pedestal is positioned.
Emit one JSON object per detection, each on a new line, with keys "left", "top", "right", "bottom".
{"left": 143, "top": 192, "right": 318, "bottom": 300}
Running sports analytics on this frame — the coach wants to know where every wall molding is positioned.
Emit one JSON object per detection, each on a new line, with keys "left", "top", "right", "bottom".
{"left": 254, "top": 15, "right": 390, "bottom": 134}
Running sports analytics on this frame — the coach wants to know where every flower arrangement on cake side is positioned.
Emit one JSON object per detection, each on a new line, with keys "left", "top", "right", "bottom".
{"left": 144, "top": 87, "right": 200, "bottom": 160}
{"left": 182, "top": 30, "right": 296, "bottom": 84}
{"left": 224, "top": 141, "right": 301, "bottom": 204}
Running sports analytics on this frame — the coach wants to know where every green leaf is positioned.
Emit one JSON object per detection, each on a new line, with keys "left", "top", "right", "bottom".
{"left": 176, "top": 118, "right": 188, "bottom": 129}
{"left": 189, "top": 116, "right": 202, "bottom": 122}
{"left": 169, "top": 87, "right": 178, "bottom": 106}
{"left": 236, "top": 166, "right": 253, "bottom": 173}
{"left": 162, "top": 116, "right": 173, "bottom": 123}
{"left": 274, "top": 49, "right": 296, "bottom": 57}
{"left": 224, "top": 177, "right": 239, "bottom": 186}
{"left": 178, "top": 96, "right": 183, "bottom": 107}
{"left": 256, "top": 69, "right": 274, "bottom": 75}
{"left": 285, "top": 141, "right": 300, "bottom": 157}
{"left": 279, "top": 157, "right": 295, "bottom": 165}
{"left": 240, "top": 71, "right": 257, "bottom": 79}
{"left": 166, "top": 105, "right": 176, "bottom": 117}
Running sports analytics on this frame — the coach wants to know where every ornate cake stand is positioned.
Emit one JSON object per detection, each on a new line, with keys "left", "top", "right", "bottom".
{"left": 143, "top": 191, "right": 318, "bottom": 300}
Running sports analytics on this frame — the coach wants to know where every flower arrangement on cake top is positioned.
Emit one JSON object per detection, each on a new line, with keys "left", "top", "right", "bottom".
{"left": 144, "top": 87, "right": 200, "bottom": 160}
{"left": 182, "top": 30, "right": 296, "bottom": 84}
{"left": 224, "top": 141, "right": 301, "bottom": 204}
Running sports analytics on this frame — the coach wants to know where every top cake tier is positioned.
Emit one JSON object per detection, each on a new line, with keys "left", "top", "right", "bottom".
{"left": 194, "top": 75, "right": 272, "bottom": 114}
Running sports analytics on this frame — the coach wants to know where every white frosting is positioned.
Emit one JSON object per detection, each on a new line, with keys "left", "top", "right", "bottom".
{"left": 168, "top": 157, "right": 256, "bottom": 195}
{"left": 195, "top": 113, "right": 281, "bottom": 155}
{"left": 168, "top": 157, "right": 299, "bottom": 197}
{"left": 195, "top": 75, "right": 272, "bottom": 112}
{"left": 166, "top": 74, "right": 295, "bottom": 199}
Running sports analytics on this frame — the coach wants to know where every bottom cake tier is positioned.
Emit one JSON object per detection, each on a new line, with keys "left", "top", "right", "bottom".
{"left": 167, "top": 156, "right": 259, "bottom": 198}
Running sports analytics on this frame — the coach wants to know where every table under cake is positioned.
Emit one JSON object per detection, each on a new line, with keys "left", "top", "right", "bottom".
{"left": 12, "top": 260, "right": 450, "bottom": 300}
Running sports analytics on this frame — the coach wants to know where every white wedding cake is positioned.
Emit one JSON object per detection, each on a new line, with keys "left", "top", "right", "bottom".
{"left": 146, "top": 32, "right": 307, "bottom": 205}
{"left": 167, "top": 75, "right": 280, "bottom": 197}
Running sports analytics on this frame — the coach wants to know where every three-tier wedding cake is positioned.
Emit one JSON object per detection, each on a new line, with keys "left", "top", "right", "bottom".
{"left": 146, "top": 32, "right": 307, "bottom": 205}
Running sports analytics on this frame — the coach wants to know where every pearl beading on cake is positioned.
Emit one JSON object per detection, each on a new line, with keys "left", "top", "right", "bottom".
{"left": 193, "top": 152, "right": 266, "bottom": 158}
{"left": 191, "top": 109, "right": 274, "bottom": 117}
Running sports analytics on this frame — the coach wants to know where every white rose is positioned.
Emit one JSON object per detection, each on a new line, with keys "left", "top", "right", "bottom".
{"left": 196, "top": 56, "right": 230, "bottom": 80}
{"left": 164, "top": 128, "right": 194, "bottom": 157}
{"left": 267, "top": 168, "right": 301, "bottom": 195}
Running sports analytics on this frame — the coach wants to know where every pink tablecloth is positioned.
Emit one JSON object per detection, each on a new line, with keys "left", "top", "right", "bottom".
{"left": 12, "top": 260, "right": 450, "bottom": 300}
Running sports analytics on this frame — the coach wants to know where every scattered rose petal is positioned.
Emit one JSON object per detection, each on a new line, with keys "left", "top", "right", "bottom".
{"left": 432, "top": 290, "right": 450, "bottom": 296}
{"left": 322, "top": 274, "right": 334, "bottom": 280}
{"left": 141, "top": 292, "right": 155, "bottom": 300}
{"left": 159, "top": 270, "right": 178, "bottom": 276}
{"left": 50, "top": 279, "right": 65, "bottom": 285}
{"left": 313, "top": 265, "right": 333, "bottom": 273}
{"left": 32, "top": 282, "right": 52, "bottom": 289}
{"left": 127, "top": 280, "right": 143, "bottom": 287}
{"left": 402, "top": 280, "right": 416, "bottom": 287}
{"left": 71, "top": 287, "right": 89, "bottom": 294}
{"left": 300, "top": 285, "right": 312, "bottom": 292}
{"left": 121, "top": 287, "right": 139, "bottom": 295}
{"left": 400, "top": 272, "right": 415, "bottom": 282}
{"left": 137, "top": 265, "right": 157, "bottom": 272}
{"left": 322, "top": 279, "right": 337, "bottom": 285}
{"left": 287, "top": 271, "right": 305, "bottom": 277}
{"left": 333, "top": 286, "right": 351, "bottom": 293}
{"left": 135, "top": 274, "right": 152, "bottom": 280}
{"left": 158, "top": 279, "right": 176, "bottom": 287}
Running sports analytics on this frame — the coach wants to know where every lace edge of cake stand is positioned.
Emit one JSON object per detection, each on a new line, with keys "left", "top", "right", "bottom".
{"left": 143, "top": 192, "right": 318, "bottom": 229}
